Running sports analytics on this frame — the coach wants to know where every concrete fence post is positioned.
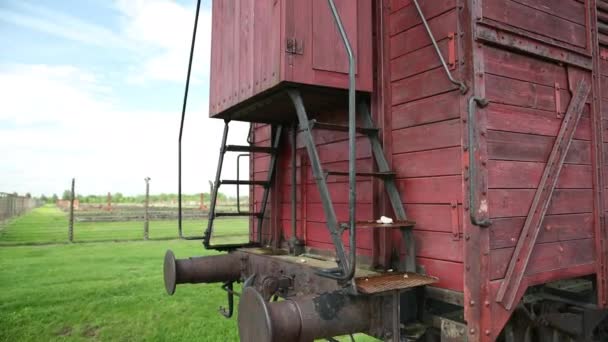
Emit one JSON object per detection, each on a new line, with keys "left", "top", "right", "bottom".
{"left": 144, "top": 177, "right": 151, "bottom": 240}
{"left": 69, "top": 178, "right": 75, "bottom": 242}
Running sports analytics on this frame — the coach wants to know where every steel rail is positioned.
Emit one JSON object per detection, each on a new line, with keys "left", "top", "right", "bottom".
{"left": 177, "top": 0, "right": 202, "bottom": 239}
{"left": 412, "top": 0, "right": 468, "bottom": 94}
{"left": 327, "top": 0, "right": 356, "bottom": 282}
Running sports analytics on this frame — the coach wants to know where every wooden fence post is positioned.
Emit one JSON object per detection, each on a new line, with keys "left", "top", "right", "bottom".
{"left": 69, "top": 178, "right": 75, "bottom": 242}
{"left": 144, "top": 177, "right": 150, "bottom": 240}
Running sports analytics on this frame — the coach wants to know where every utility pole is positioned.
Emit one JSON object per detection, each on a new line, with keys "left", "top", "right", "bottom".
{"left": 68, "top": 178, "right": 75, "bottom": 242}
{"left": 144, "top": 177, "right": 151, "bottom": 240}
{"left": 107, "top": 192, "right": 112, "bottom": 211}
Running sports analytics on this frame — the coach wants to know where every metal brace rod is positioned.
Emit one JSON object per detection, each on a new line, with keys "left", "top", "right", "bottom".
{"left": 496, "top": 80, "right": 591, "bottom": 310}
{"left": 412, "top": 0, "right": 468, "bottom": 94}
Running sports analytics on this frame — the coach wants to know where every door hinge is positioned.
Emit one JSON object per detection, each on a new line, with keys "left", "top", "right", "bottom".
{"left": 286, "top": 38, "right": 304, "bottom": 55}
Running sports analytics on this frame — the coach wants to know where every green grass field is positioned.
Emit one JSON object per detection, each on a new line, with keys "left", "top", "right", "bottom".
{"left": 0, "top": 206, "right": 376, "bottom": 341}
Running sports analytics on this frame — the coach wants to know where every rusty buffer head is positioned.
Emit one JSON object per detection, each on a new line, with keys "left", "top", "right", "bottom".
{"left": 163, "top": 250, "right": 241, "bottom": 295}
{"left": 238, "top": 287, "right": 372, "bottom": 342}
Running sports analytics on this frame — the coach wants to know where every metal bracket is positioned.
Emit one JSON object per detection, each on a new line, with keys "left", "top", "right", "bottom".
{"left": 555, "top": 82, "right": 562, "bottom": 118}
{"left": 219, "top": 281, "right": 237, "bottom": 318}
{"left": 286, "top": 38, "right": 304, "bottom": 55}
{"left": 448, "top": 32, "right": 457, "bottom": 70}
{"left": 450, "top": 201, "right": 460, "bottom": 241}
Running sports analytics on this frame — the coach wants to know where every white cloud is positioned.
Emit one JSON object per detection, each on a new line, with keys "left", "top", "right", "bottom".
{"left": 0, "top": 64, "right": 249, "bottom": 196}
{"left": 115, "top": 0, "right": 212, "bottom": 83}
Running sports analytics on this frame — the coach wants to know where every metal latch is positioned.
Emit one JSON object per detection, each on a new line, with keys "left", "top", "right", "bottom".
{"left": 286, "top": 38, "right": 304, "bottom": 55}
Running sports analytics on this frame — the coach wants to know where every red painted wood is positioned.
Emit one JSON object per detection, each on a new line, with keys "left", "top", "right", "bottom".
{"left": 490, "top": 238, "right": 595, "bottom": 280}
{"left": 417, "top": 258, "right": 464, "bottom": 291}
{"left": 389, "top": 0, "right": 456, "bottom": 36}
{"left": 209, "top": 0, "right": 373, "bottom": 117}
{"left": 392, "top": 147, "right": 462, "bottom": 177}
{"left": 391, "top": 38, "right": 453, "bottom": 82}
{"left": 486, "top": 103, "right": 592, "bottom": 141}
{"left": 488, "top": 161, "right": 593, "bottom": 189}
{"left": 397, "top": 175, "right": 462, "bottom": 204}
{"left": 392, "top": 66, "right": 459, "bottom": 105}
{"left": 392, "top": 119, "right": 461, "bottom": 154}
{"left": 391, "top": 90, "right": 461, "bottom": 130}
{"left": 390, "top": 10, "right": 456, "bottom": 59}
{"left": 487, "top": 130, "right": 591, "bottom": 165}
{"left": 482, "top": 0, "right": 587, "bottom": 48}
{"left": 489, "top": 189, "right": 593, "bottom": 218}
{"left": 490, "top": 213, "right": 594, "bottom": 250}
{"left": 484, "top": 45, "right": 568, "bottom": 87}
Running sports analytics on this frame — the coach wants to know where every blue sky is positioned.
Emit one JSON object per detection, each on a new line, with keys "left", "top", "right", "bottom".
{"left": 0, "top": 0, "right": 249, "bottom": 196}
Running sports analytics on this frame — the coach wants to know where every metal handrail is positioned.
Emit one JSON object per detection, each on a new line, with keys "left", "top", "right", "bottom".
{"left": 178, "top": 0, "right": 202, "bottom": 239}
{"left": 236, "top": 153, "right": 249, "bottom": 213}
{"left": 412, "top": 0, "right": 468, "bottom": 94}
{"left": 327, "top": 0, "right": 356, "bottom": 281}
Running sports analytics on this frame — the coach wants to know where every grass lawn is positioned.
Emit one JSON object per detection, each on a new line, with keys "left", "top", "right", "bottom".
{"left": 0, "top": 207, "right": 377, "bottom": 341}
{"left": 0, "top": 239, "right": 239, "bottom": 341}
{"left": 0, "top": 205, "right": 248, "bottom": 245}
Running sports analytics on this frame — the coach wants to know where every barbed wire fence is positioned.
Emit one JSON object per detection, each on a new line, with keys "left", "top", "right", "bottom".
{"left": 0, "top": 178, "right": 249, "bottom": 245}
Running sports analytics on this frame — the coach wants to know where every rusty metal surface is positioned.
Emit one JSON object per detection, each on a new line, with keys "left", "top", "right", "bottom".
{"left": 238, "top": 287, "right": 372, "bottom": 342}
{"left": 355, "top": 272, "right": 438, "bottom": 295}
{"left": 163, "top": 250, "right": 241, "bottom": 295}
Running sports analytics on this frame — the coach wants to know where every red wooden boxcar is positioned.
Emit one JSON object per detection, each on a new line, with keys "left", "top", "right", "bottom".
{"left": 165, "top": 0, "right": 608, "bottom": 341}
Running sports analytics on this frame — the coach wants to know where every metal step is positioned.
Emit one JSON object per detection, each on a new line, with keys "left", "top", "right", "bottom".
{"left": 325, "top": 170, "right": 395, "bottom": 179}
{"left": 224, "top": 145, "right": 276, "bottom": 154}
{"left": 220, "top": 180, "right": 270, "bottom": 187}
{"left": 350, "top": 220, "right": 415, "bottom": 230}
{"left": 215, "top": 212, "right": 263, "bottom": 218}
{"left": 309, "top": 120, "right": 379, "bottom": 135}
{"left": 355, "top": 272, "right": 438, "bottom": 294}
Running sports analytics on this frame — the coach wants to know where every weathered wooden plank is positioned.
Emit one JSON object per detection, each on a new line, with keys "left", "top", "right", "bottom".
{"left": 486, "top": 103, "right": 591, "bottom": 141}
{"left": 487, "top": 130, "right": 591, "bottom": 165}
{"left": 486, "top": 74, "right": 570, "bottom": 113}
{"left": 488, "top": 161, "right": 592, "bottom": 189}
{"left": 316, "top": 137, "right": 372, "bottom": 163}
{"left": 392, "top": 66, "right": 458, "bottom": 105}
{"left": 490, "top": 238, "right": 595, "bottom": 280}
{"left": 416, "top": 257, "right": 464, "bottom": 291}
{"left": 407, "top": 204, "right": 461, "bottom": 233}
{"left": 389, "top": 0, "right": 456, "bottom": 36}
{"left": 489, "top": 189, "right": 593, "bottom": 218}
{"left": 510, "top": 0, "right": 585, "bottom": 25}
{"left": 392, "top": 147, "right": 462, "bottom": 177}
{"left": 483, "top": 0, "right": 587, "bottom": 48}
{"left": 496, "top": 80, "right": 590, "bottom": 310}
{"left": 490, "top": 213, "right": 593, "bottom": 249}
{"left": 392, "top": 119, "right": 460, "bottom": 154}
{"left": 414, "top": 231, "right": 463, "bottom": 262}
{"left": 391, "top": 38, "right": 451, "bottom": 82}
{"left": 390, "top": 10, "right": 456, "bottom": 59}
{"left": 391, "top": 90, "right": 461, "bottom": 130}
{"left": 484, "top": 46, "right": 568, "bottom": 87}
{"left": 397, "top": 175, "right": 461, "bottom": 204}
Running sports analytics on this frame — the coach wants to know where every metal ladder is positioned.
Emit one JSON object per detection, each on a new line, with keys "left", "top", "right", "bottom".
{"left": 189, "top": 121, "right": 283, "bottom": 251}
{"left": 288, "top": 90, "right": 416, "bottom": 279}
